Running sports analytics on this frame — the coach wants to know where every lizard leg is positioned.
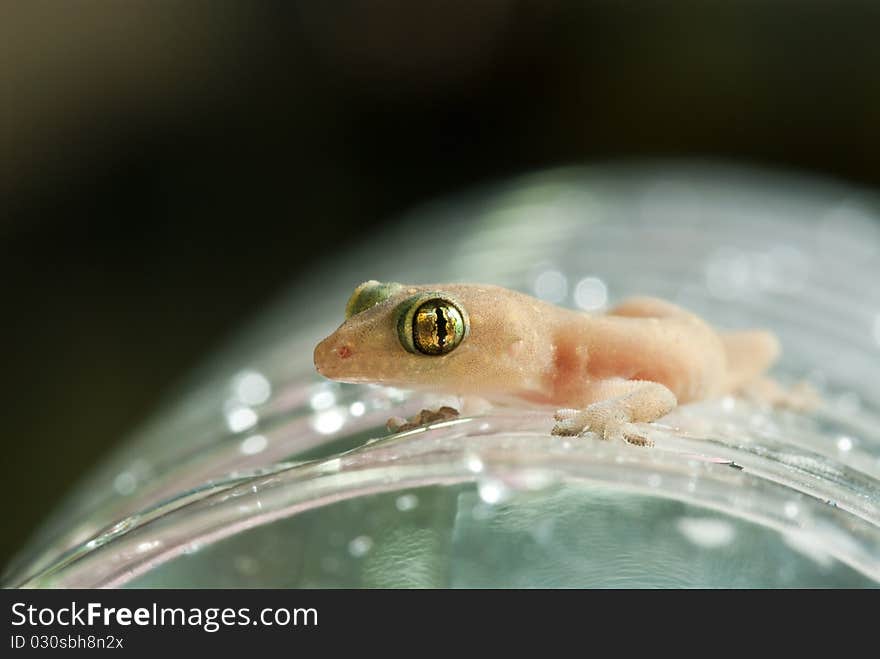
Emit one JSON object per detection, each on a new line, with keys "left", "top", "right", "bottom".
{"left": 736, "top": 376, "right": 821, "bottom": 412}
{"left": 551, "top": 379, "right": 677, "bottom": 447}
{"left": 385, "top": 395, "right": 492, "bottom": 434}
{"left": 386, "top": 406, "right": 460, "bottom": 433}
{"left": 721, "top": 330, "right": 780, "bottom": 392}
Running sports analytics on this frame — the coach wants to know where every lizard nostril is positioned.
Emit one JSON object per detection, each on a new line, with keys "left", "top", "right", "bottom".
{"left": 337, "top": 345, "right": 352, "bottom": 359}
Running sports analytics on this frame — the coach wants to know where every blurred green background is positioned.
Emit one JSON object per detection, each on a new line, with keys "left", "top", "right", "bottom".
{"left": 2, "top": 0, "right": 879, "bottom": 568}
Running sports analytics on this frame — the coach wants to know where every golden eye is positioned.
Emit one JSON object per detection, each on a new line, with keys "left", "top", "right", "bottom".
{"left": 397, "top": 293, "right": 468, "bottom": 356}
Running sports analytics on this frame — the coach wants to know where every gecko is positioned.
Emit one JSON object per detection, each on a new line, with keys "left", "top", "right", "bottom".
{"left": 313, "top": 280, "right": 801, "bottom": 446}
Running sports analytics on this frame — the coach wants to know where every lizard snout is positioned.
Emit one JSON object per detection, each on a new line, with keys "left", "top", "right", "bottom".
{"left": 314, "top": 336, "right": 353, "bottom": 378}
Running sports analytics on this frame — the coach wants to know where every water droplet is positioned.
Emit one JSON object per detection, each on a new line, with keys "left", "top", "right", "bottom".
{"left": 113, "top": 471, "right": 137, "bottom": 495}
{"left": 349, "top": 401, "right": 366, "bottom": 417}
{"left": 348, "top": 535, "right": 373, "bottom": 557}
{"left": 676, "top": 517, "right": 736, "bottom": 548}
{"left": 395, "top": 494, "right": 419, "bottom": 511}
{"left": 516, "top": 469, "right": 557, "bottom": 491}
{"left": 465, "top": 453, "right": 484, "bottom": 474}
{"left": 784, "top": 501, "right": 800, "bottom": 519}
{"left": 310, "top": 389, "right": 336, "bottom": 411}
{"left": 534, "top": 270, "right": 568, "bottom": 303}
{"left": 383, "top": 387, "right": 409, "bottom": 402}
{"left": 240, "top": 434, "right": 268, "bottom": 455}
{"left": 311, "top": 408, "right": 346, "bottom": 434}
{"left": 226, "top": 405, "right": 258, "bottom": 433}
{"left": 478, "top": 478, "right": 511, "bottom": 504}
{"left": 835, "top": 435, "right": 853, "bottom": 452}
{"left": 136, "top": 540, "right": 159, "bottom": 553}
{"left": 233, "top": 370, "right": 272, "bottom": 406}
{"left": 573, "top": 277, "right": 608, "bottom": 310}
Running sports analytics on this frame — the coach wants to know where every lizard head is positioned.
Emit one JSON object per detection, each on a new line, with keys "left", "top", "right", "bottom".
{"left": 314, "top": 280, "right": 555, "bottom": 395}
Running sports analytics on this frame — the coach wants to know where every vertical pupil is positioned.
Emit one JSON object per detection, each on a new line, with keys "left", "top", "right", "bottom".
{"left": 408, "top": 298, "right": 463, "bottom": 355}
{"left": 434, "top": 304, "right": 448, "bottom": 347}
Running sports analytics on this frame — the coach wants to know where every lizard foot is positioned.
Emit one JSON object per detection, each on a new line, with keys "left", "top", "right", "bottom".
{"left": 738, "top": 377, "right": 822, "bottom": 412}
{"left": 386, "top": 406, "right": 460, "bottom": 433}
{"left": 551, "top": 405, "right": 654, "bottom": 447}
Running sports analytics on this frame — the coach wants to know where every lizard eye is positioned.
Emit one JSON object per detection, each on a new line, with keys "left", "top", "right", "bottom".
{"left": 396, "top": 293, "right": 469, "bottom": 356}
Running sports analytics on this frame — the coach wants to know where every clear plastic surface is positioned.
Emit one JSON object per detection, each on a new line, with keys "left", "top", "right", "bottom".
{"left": 5, "top": 162, "right": 879, "bottom": 588}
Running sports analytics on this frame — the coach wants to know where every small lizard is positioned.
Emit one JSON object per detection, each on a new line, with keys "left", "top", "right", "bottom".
{"left": 314, "top": 280, "right": 800, "bottom": 446}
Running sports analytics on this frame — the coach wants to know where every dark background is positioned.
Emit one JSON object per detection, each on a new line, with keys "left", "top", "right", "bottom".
{"left": 2, "top": 1, "right": 879, "bottom": 568}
